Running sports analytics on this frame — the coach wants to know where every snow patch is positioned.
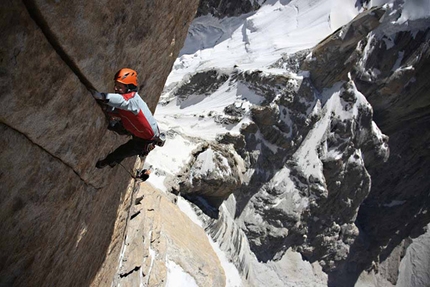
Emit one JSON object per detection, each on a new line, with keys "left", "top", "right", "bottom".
{"left": 330, "top": 0, "right": 362, "bottom": 30}
{"left": 165, "top": 260, "right": 199, "bottom": 287}
{"left": 392, "top": 50, "right": 405, "bottom": 71}
{"left": 192, "top": 148, "right": 232, "bottom": 179}
{"left": 398, "top": 0, "right": 430, "bottom": 23}
{"left": 145, "top": 132, "right": 199, "bottom": 192}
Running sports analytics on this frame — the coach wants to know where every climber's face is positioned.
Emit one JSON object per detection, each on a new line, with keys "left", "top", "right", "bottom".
{"left": 114, "top": 81, "right": 127, "bottom": 94}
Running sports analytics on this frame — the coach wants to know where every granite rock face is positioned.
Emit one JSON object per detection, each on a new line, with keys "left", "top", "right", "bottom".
{"left": 93, "top": 183, "right": 226, "bottom": 287}
{"left": 301, "top": 7, "right": 386, "bottom": 92}
{"left": 178, "top": 144, "right": 246, "bottom": 208}
{"left": 0, "top": 1, "right": 198, "bottom": 286}
{"left": 397, "top": 224, "right": 430, "bottom": 287}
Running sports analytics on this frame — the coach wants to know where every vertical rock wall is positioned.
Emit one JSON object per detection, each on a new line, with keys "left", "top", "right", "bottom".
{"left": 352, "top": 23, "right": 430, "bottom": 285}
{"left": 0, "top": 0, "right": 198, "bottom": 286}
{"left": 302, "top": 5, "right": 430, "bottom": 286}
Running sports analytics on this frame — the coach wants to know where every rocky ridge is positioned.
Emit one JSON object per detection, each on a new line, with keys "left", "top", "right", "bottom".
{"left": 92, "top": 182, "right": 225, "bottom": 287}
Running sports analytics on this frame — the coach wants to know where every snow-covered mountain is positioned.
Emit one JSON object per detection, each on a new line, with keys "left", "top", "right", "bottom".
{"left": 140, "top": 0, "right": 430, "bottom": 286}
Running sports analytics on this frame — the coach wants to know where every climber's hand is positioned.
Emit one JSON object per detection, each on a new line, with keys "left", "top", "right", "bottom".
{"left": 90, "top": 89, "right": 106, "bottom": 100}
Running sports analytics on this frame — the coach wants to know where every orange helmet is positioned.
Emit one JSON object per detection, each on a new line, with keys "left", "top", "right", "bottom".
{"left": 114, "top": 68, "right": 138, "bottom": 86}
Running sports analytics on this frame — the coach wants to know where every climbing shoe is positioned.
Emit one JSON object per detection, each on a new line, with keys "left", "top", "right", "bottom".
{"left": 154, "top": 133, "right": 166, "bottom": 147}
{"left": 96, "top": 159, "right": 117, "bottom": 169}
{"left": 136, "top": 169, "right": 151, "bottom": 181}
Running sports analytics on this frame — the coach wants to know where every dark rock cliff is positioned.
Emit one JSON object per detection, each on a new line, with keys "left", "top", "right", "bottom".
{"left": 197, "top": 0, "right": 261, "bottom": 18}
{"left": 0, "top": 1, "right": 198, "bottom": 286}
{"left": 302, "top": 6, "right": 430, "bottom": 286}
{"left": 350, "top": 20, "right": 430, "bottom": 287}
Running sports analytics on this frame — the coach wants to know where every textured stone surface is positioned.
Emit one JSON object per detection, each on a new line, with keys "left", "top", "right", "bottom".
{"left": 0, "top": 0, "right": 198, "bottom": 286}
{"left": 0, "top": 121, "right": 134, "bottom": 287}
{"left": 108, "top": 183, "right": 226, "bottom": 287}
{"left": 349, "top": 25, "right": 430, "bottom": 285}
{"left": 197, "top": 0, "right": 260, "bottom": 18}
{"left": 175, "top": 70, "right": 229, "bottom": 99}
{"left": 179, "top": 145, "right": 245, "bottom": 208}
{"left": 170, "top": 67, "right": 388, "bottom": 271}
{"left": 306, "top": 8, "right": 430, "bottom": 287}
{"left": 397, "top": 225, "right": 430, "bottom": 287}
{"left": 301, "top": 7, "right": 386, "bottom": 91}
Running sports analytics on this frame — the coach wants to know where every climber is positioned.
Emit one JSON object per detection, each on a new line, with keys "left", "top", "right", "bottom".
{"left": 92, "top": 68, "right": 165, "bottom": 169}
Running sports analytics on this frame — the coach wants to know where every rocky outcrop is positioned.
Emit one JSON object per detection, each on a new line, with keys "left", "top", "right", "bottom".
{"left": 301, "top": 6, "right": 386, "bottom": 91}
{"left": 397, "top": 224, "right": 430, "bottom": 287}
{"left": 258, "top": 5, "right": 429, "bottom": 285}
{"left": 197, "top": 0, "right": 261, "bottom": 18}
{"left": 171, "top": 66, "right": 389, "bottom": 270}
{"left": 178, "top": 144, "right": 246, "bottom": 209}
{"left": 0, "top": 1, "right": 198, "bottom": 286}
{"left": 175, "top": 70, "right": 229, "bottom": 105}
{"left": 305, "top": 6, "right": 430, "bottom": 286}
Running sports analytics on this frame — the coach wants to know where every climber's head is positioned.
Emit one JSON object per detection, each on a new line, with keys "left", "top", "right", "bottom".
{"left": 114, "top": 68, "right": 138, "bottom": 93}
